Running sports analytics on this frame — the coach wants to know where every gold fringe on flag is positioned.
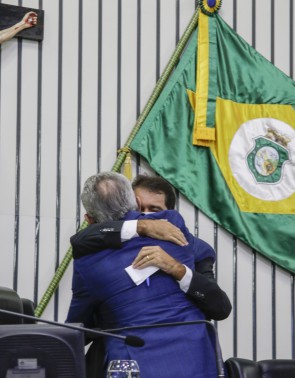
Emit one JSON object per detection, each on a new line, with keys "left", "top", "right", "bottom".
{"left": 118, "top": 147, "right": 133, "bottom": 180}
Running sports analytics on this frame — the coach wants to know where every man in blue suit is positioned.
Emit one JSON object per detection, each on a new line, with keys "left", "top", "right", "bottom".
{"left": 71, "top": 174, "right": 231, "bottom": 321}
{"left": 66, "top": 172, "right": 220, "bottom": 378}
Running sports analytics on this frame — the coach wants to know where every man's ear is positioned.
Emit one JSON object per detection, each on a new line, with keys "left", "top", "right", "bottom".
{"left": 135, "top": 196, "right": 142, "bottom": 212}
{"left": 84, "top": 214, "right": 95, "bottom": 224}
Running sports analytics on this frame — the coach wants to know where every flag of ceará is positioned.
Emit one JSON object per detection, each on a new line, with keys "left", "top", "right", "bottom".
{"left": 130, "top": 4, "right": 295, "bottom": 273}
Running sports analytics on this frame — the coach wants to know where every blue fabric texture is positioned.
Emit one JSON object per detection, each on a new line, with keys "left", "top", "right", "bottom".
{"left": 67, "top": 210, "right": 217, "bottom": 378}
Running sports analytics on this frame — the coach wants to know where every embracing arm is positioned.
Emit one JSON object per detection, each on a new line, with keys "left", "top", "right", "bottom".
{"left": 132, "top": 247, "right": 232, "bottom": 321}
{"left": 186, "top": 258, "right": 232, "bottom": 321}
{"left": 71, "top": 219, "right": 187, "bottom": 259}
{"left": 71, "top": 221, "right": 124, "bottom": 258}
{"left": 185, "top": 234, "right": 232, "bottom": 320}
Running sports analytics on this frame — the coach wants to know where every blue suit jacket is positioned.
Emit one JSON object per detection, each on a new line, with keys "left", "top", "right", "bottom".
{"left": 66, "top": 210, "right": 218, "bottom": 378}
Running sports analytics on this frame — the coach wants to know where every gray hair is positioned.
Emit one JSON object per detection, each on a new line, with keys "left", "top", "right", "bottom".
{"left": 81, "top": 172, "right": 137, "bottom": 223}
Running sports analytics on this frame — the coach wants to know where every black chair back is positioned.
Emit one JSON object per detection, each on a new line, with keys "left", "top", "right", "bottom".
{"left": 225, "top": 357, "right": 295, "bottom": 378}
{"left": 0, "top": 286, "right": 35, "bottom": 324}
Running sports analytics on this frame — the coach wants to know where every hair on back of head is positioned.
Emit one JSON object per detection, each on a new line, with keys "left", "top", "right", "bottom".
{"left": 81, "top": 172, "right": 137, "bottom": 223}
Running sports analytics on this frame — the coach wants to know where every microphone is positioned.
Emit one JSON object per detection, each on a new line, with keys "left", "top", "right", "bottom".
{"left": 103, "top": 319, "right": 225, "bottom": 377}
{"left": 0, "top": 308, "right": 144, "bottom": 347}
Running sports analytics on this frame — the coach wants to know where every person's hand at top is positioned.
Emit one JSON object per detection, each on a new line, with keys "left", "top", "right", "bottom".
{"left": 21, "top": 12, "right": 38, "bottom": 29}
{"left": 0, "top": 11, "right": 38, "bottom": 44}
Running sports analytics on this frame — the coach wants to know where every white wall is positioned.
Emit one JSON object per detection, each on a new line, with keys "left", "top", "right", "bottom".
{"left": 0, "top": 0, "right": 294, "bottom": 362}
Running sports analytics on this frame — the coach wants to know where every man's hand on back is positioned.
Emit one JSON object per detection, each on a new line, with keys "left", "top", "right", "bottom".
{"left": 137, "top": 220, "right": 188, "bottom": 246}
{"left": 132, "top": 246, "right": 186, "bottom": 280}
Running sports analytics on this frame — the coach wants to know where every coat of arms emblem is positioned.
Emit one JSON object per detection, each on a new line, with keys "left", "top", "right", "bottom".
{"left": 246, "top": 130, "right": 290, "bottom": 184}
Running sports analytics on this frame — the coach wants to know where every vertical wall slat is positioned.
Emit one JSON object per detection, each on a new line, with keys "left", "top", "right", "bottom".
{"left": 135, "top": 0, "right": 141, "bottom": 174}
{"left": 97, "top": 0, "right": 103, "bottom": 172}
{"left": 156, "top": 0, "right": 161, "bottom": 81}
{"left": 213, "top": 222, "right": 218, "bottom": 331}
{"left": 117, "top": 0, "right": 122, "bottom": 149}
{"left": 290, "top": 0, "right": 294, "bottom": 78}
{"left": 252, "top": 251, "right": 257, "bottom": 360}
{"left": 271, "top": 264, "right": 276, "bottom": 359}
{"left": 13, "top": 37, "right": 23, "bottom": 292}
{"left": 292, "top": 275, "right": 295, "bottom": 358}
{"left": 54, "top": 0, "right": 63, "bottom": 320}
{"left": 33, "top": 0, "right": 43, "bottom": 304}
{"left": 252, "top": 0, "right": 256, "bottom": 48}
{"left": 176, "top": 0, "right": 180, "bottom": 44}
{"left": 76, "top": 0, "right": 83, "bottom": 230}
{"left": 233, "top": 237, "right": 238, "bottom": 357}
{"left": 136, "top": 0, "right": 141, "bottom": 119}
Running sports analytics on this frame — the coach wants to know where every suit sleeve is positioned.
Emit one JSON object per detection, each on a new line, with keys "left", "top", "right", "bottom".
{"left": 70, "top": 221, "right": 124, "bottom": 259}
{"left": 186, "top": 258, "right": 232, "bottom": 321}
{"left": 66, "top": 267, "right": 97, "bottom": 329}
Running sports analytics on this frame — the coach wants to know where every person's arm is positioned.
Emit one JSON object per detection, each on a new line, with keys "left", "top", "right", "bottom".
{"left": 180, "top": 233, "right": 231, "bottom": 319}
{"left": 132, "top": 246, "right": 232, "bottom": 321}
{"left": 66, "top": 267, "right": 97, "bottom": 329}
{"left": 132, "top": 211, "right": 232, "bottom": 320}
{"left": 185, "top": 259, "right": 232, "bottom": 321}
{"left": 71, "top": 219, "right": 188, "bottom": 259}
{"left": 71, "top": 221, "right": 124, "bottom": 258}
{"left": 0, "top": 12, "right": 37, "bottom": 44}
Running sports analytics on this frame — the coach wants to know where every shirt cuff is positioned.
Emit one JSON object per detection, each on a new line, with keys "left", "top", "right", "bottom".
{"left": 178, "top": 265, "right": 193, "bottom": 293}
{"left": 121, "top": 220, "right": 139, "bottom": 241}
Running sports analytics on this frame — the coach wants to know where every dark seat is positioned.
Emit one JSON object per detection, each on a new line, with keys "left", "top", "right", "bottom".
{"left": 21, "top": 297, "right": 36, "bottom": 323}
{"left": 225, "top": 357, "right": 295, "bottom": 378}
{"left": 0, "top": 286, "right": 35, "bottom": 324}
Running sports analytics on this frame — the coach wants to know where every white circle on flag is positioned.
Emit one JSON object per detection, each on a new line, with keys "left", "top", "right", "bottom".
{"left": 228, "top": 118, "right": 295, "bottom": 201}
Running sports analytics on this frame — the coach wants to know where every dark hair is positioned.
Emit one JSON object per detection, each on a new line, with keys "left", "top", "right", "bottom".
{"left": 132, "top": 175, "right": 176, "bottom": 210}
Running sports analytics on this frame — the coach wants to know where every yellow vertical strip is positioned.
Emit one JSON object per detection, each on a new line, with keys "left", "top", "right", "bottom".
{"left": 193, "top": 11, "right": 215, "bottom": 146}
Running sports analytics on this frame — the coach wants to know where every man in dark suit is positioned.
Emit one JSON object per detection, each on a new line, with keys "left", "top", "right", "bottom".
{"left": 71, "top": 174, "right": 231, "bottom": 321}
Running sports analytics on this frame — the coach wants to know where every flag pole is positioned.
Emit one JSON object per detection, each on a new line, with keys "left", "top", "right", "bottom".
{"left": 34, "top": 221, "right": 89, "bottom": 317}
{"left": 34, "top": 9, "right": 199, "bottom": 318}
{"left": 112, "top": 9, "right": 199, "bottom": 172}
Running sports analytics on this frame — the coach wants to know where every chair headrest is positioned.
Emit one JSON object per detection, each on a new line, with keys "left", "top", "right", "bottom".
{"left": 225, "top": 357, "right": 295, "bottom": 378}
{"left": 0, "top": 286, "right": 23, "bottom": 324}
